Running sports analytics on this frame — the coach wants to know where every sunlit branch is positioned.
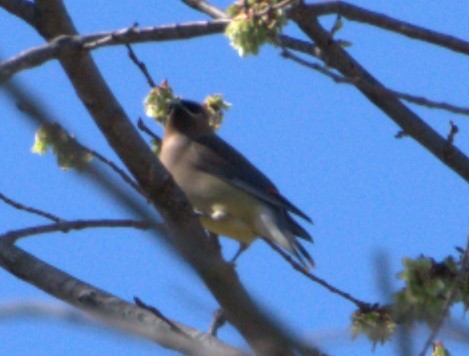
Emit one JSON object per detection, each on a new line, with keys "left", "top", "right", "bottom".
{"left": 0, "top": 241, "right": 242, "bottom": 355}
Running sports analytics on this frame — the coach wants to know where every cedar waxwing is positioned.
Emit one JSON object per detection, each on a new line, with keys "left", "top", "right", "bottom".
{"left": 159, "top": 100, "right": 314, "bottom": 267}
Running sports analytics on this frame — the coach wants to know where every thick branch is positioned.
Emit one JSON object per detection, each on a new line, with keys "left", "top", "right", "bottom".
{"left": 305, "top": 1, "right": 469, "bottom": 56}
{"left": 0, "top": 240, "right": 241, "bottom": 355}
{"left": 291, "top": 8, "right": 469, "bottom": 182}
{"left": 0, "top": 0, "right": 35, "bottom": 26}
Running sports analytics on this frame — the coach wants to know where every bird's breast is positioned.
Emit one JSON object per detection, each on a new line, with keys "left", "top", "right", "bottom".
{"left": 160, "top": 136, "right": 265, "bottom": 243}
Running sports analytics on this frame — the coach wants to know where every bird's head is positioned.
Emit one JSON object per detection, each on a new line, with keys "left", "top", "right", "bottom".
{"left": 165, "top": 100, "right": 213, "bottom": 138}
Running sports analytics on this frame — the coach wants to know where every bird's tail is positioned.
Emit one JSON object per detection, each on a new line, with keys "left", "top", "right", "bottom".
{"left": 257, "top": 208, "right": 315, "bottom": 269}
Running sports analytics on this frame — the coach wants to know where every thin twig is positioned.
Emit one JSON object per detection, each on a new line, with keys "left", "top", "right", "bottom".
{"left": 278, "top": 35, "right": 323, "bottom": 59}
{"left": 2, "top": 219, "right": 151, "bottom": 244}
{"left": 262, "top": 237, "right": 372, "bottom": 310}
{"left": 208, "top": 308, "right": 226, "bottom": 336}
{"left": 134, "top": 297, "right": 188, "bottom": 337}
{"left": 181, "top": 0, "right": 228, "bottom": 19}
{"left": 419, "top": 237, "right": 469, "bottom": 356}
{"left": 137, "top": 118, "right": 162, "bottom": 146}
{"left": 281, "top": 48, "right": 469, "bottom": 117}
{"left": 443, "top": 120, "right": 459, "bottom": 160}
{"left": 80, "top": 144, "right": 148, "bottom": 199}
{"left": 125, "top": 43, "right": 157, "bottom": 88}
{"left": 0, "top": 192, "right": 63, "bottom": 223}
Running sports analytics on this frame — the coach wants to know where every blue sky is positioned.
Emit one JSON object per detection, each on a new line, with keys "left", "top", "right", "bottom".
{"left": 1, "top": 1, "right": 468, "bottom": 355}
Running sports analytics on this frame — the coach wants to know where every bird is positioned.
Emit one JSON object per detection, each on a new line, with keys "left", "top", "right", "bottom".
{"left": 159, "top": 99, "right": 314, "bottom": 268}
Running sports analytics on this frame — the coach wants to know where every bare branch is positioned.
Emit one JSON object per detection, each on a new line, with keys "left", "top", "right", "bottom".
{"left": 81, "top": 145, "right": 148, "bottom": 199}
{"left": 181, "top": 0, "right": 229, "bottom": 19}
{"left": 443, "top": 121, "right": 460, "bottom": 160}
{"left": 0, "top": 192, "right": 63, "bottom": 223}
{"left": 125, "top": 43, "right": 157, "bottom": 88}
{"left": 2, "top": 219, "right": 151, "bottom": 244}
{"left": 137, "top": 117, "right": 162, "bottom": 147}
{"left": 208, "top": 309, "right": 227, "bottom": 337}
{"left": 0, "top": 240, "right": 242, "bottom": 355}
{"left": 281, "top": 49, "right": 469, "bottom": 117}
{"left": 278, "top": 35, "right": 323, "bottom": 59}
{"left": 262, "top": 238, "right": 373, "bottom": 310}
{"left": 304, "top": 1, "right": 469, "bottom": 56}
{"left": 291, "top": 8, "right": 469, "bottom": 182}
{"left": 0, "top": 21, "right": 227, "bottom": 83}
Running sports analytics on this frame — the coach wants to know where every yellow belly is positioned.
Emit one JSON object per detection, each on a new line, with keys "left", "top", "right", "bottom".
{"left": 199, "top": 213, "right": 256, "bottom": 244}
{"left": 177, "top": 170, "right": 263, "bottom": 244}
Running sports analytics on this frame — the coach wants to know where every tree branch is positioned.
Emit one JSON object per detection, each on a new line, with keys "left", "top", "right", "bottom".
{"left": 281, "top": 49, "right": 469, "bottom": 117}
{"left": 0, "top": 300, "right": 99, "bottom": 324}
{"left": 304, "top": 1, "right": 469, "bottom": 56}
{"left": 262, "top": 237, "right": 373, "bottom": 310}
{"left": 0, "top": 0, "right": 35, "bottom": 27}
{"left": 2, "top": 219, "right": 151, "bottom": 244}
{"left": 0, "top": 21, "right": 227, "bottom": 83}
{"left": 181, "top": 0, "right": 469, "bottom": 118}
{"left": 3, "top": 79, "right": 158, "bottom": 228}
{"left": 81, "top": 145, "right": 148, "bottom": 199}
{"left": 181, "top": 0, "right": 229, "bottom": 19}
{"left": 0, "top": 240, "right": 242, "bottom": 355}
{"left": 291, "top": 7, "right": 469, "bottom": 182}
{"left": 0, "top": 191, "right": 63, "bottom": 223}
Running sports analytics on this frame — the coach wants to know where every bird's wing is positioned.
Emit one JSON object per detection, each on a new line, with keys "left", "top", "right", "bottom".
{"left": 192, "top": 134, "right": 312, "bottom": 223}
